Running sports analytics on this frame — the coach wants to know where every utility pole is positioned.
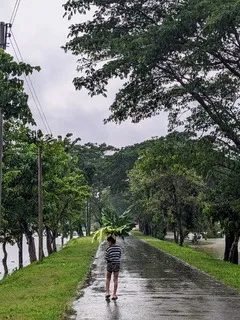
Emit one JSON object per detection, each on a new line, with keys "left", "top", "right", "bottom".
{"left": 0, "top": 22, "right": 10, "bottom": 231}
{"left": 0, "top": 103, "right": 3, "bottom": 233}
{"left": 37, "top": 132, "right": 55, "bottom": 261}
{"left": 35, "top": 129, "right": 44, "bottom": 261}
{"left": 38, "top": 143, "right": 43, "bottom": 261}
{"left": 0, "top": 22, "right": 9, "bottom": 50}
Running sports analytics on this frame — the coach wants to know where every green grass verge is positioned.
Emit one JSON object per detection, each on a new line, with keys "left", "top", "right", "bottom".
{"left": 0, "top": 237, "right": 98, "bottom": 320}
{"left": 133, "top": 231, "right": 240, "bottom": 292}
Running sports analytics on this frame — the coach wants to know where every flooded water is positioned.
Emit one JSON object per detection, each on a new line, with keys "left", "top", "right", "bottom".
{"left": 167, "top": 233, "right": 240, "bottom": 263}
{"left": 0, "top": 235, "right": 68, "bottom": 280}
{"left": 190, "top": 238, "right": 240, "bottom": 264}
{"left": 70, "top": 236, "right": 240, "bottom": 320}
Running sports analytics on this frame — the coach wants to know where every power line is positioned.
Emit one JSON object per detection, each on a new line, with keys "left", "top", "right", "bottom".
{"left": 10, "top": 35, "right": 51, "bottom": 134}
{"left": 10, "top": 0, "right": 22, "bottom": 26}
{"left": 9, "top": 33, "right": 52, "bottom": 134}
{"left": 11, "top": 32, "right": 52, "bottom": 134}
{"left": 9, "top": 0, "right": 18, "bottom": 24}
{"left": 9, "top": 37, "right": 47, "bottom": 132}
{"left": 8, "top": 2, "right": 52, "bottom": 135}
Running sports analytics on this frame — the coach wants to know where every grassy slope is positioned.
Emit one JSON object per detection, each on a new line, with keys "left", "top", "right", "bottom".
{"left": 0, "top": 237, "right": 98, "bottom": 320}
{"left": 133, "top": 231, "right": 240, "bottom": 292}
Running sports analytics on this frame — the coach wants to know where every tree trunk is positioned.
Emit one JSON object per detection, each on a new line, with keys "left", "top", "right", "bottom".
{"left": 150, "top": 224, "right": 153, "bottom": 237}
{"left": 52, "top": 229, "right": 57, "bottom": 252}
{"left": 21, "top": 220, "right": 37, "bottom": 263}
{"left": 153, "top": 227, "right": 157, "bottom": 238}
{"left": 26, "top": 233, "right": 37, "bottom": 263}
{"left": 143, "top": 223, "right": 152, "bottom": 236}
{"left": 77, "top": 226, "right": 84, "bottom": 237}
{"left": 2, "top": 240, "right": 8, "bottom": 276}
{"left": 173, "top": 225, "right": 179, "bottom": 244}
{"left": 179, "top": 228, "right": 184, "bottom": 246}
{"left": 143, "top": 223, "right": 148, "bottom": 235}
{"left": 86, "top": 198, "right": 90, "bottom": 236}
{"left": 61, "top": 235, "right": 64, "bottom": 247}
{"left": 229, "top": 232, "right": 239, "bottom": 264}
{"left": 86, "top": 197, "right": 92, "bottom": 236}
{"left": 138, "top": 220, "right": 143, "bottom": 233}
{"left": 177, "top": 211, "right": 184, "bottom": 246}
{"left": 39, "top": 238, "right": 45, "bottom": 260}
{"left": 89, "top": 197, "right": 92, "bottom": 235}
{"left": 46, "top": 226, "right": 53, "bottom": 255}
{"left": 69, "top": 219, "right": 73, "bottom": 239}
{"left": 224, "top": 231, "right": 237, "bottom": 262}
{"left": 17, "top": 234, "right": 23, "bottom": 269}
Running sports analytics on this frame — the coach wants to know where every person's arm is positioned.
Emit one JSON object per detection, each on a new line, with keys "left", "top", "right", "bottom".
{"left": 105, "top": 248, "right": 110, "bottom": 262}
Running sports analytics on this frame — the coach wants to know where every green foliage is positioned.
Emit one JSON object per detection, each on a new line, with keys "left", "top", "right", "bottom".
{"left": 42, "top": 137, "right": 90, "bottom": 236}
{"left": 75, "top": 142, "right": 116, "bottom": 186}
{"left": 92, "top": 208, "right": 135, "bottom": 243}
{"left": 1, "top": 122, "right": 90, "bottom": 263}
{"left": 62, "top": 0, "right": 240, "bottom": 252}
{"left": 62, "top": 0, "right": 240, "bottom": 254}
{"left": 128, "top": 133, "right": 206, "bottom": 244}
{"left": 2, "top": 121, "right": 38, "bottom": 242}
{"left": 63, "top": 0, "right": 240, "bottom": 151}
{"left": 0, "top": 50, "right": 40, "bottom": 123}
{"left": 73, "top": 142, "right": 117, "bottom": 231}
{"left": 103, "top": 144, "right": 141, "bottom": 194}
{"left": 201, "top": 161, "right": 240, "bottom": 237}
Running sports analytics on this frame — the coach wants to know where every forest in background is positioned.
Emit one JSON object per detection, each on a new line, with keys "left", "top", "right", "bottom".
{"left": 1, "top": 0, "right": 240, "bottom": 278}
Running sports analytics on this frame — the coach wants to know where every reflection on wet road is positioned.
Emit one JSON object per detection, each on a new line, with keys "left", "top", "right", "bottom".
{"left": 71, "top": 236, "right": 240, "bottom": 320}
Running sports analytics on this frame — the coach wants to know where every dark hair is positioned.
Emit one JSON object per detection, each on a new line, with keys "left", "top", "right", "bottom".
{"left": 107, "top": 235, "right": 116, "bottom": 244}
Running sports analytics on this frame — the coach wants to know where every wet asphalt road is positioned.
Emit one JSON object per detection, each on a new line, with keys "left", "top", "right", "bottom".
{"left": 71, "top": 236, "right": 240, "bottom": 320}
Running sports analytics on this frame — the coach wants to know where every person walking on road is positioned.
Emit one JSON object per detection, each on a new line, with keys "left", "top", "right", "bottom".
{"left": 105, "top": 234, "right": 122, "bottom": 301}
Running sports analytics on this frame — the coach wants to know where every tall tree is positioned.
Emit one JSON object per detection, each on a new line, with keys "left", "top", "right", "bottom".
{"left": 129, "top": 134, "right": 205, "bottom": 244}
{"left": 63, "top": 0, "right": 240, "bottom": 150}
{"left": 43, "top": 140, "right": 90, "bottom": 251}
{"left": 3, "top": 121, "right": 38, "bottom": 272}
{"left": 199, "top": 153, "right": 240, "bottom": 264}
{"left": 0, "top": 51, "right": 39, "bottom": 274}
{"left": 74, "top": 142, "right": 116, "bottom": 235}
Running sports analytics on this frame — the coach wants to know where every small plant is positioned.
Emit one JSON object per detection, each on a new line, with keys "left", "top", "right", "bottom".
{"left": 92, "top": 208, "right": 135, "bottom": 243}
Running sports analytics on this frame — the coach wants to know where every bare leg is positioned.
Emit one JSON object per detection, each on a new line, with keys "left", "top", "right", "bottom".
{"left": 113, "top": 271, "right": 119, "bottom": 298}
{"left": 106, "top": 271, "right": 112, "bottom": 296}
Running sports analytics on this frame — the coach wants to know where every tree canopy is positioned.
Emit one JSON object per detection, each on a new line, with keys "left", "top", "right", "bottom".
{"left": 63, "top": 0, "right": 240, "bottom": 150}
{"left": 0, "top": 50, "right": 40, "bottom": 123}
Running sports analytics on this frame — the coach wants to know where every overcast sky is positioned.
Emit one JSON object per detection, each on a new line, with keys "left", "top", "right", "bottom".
{"left": 1, "top": 0, "right": 169, "bottom": 148}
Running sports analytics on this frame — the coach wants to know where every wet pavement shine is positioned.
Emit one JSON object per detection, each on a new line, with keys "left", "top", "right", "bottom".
{"left": 70, "top": 236, "right": 240, "bottom": 320}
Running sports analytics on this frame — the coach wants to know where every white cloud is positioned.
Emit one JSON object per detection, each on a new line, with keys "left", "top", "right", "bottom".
{"left": 2, "top": 0, "right": 169, "bottom": 147}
